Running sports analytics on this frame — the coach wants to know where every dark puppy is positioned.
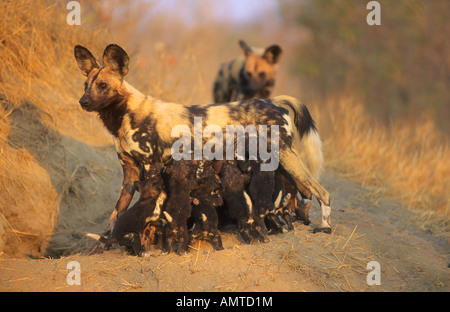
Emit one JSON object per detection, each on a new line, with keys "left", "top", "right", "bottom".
{"left": 240, "top": 160, "right": 291, "bottom": 235}
{"left": 163, "top": 160, "right": 198, "bottom": 254}
{"left": 238, "top": 160, "right": 272, "bottom": 238}
{"left": 271, "top": 169, "right": 294, "bottom": 232}
{"left": 87, "top": 163, "right": 166, "bottom": 256}
{"left": 220, "top": 160, "right": 268, "bottom": 244}
{"left": 190, "top": 160, "right": 224, "bottom": 250}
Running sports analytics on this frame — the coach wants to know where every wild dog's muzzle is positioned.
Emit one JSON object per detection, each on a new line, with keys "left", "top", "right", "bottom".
{"left": 79, "top": 96, "right": 89, "bottom": 109}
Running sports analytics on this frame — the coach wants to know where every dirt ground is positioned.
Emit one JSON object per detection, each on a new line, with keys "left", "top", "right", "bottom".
{"left": 0, "top": 171, "right": 448, "bottom": 292}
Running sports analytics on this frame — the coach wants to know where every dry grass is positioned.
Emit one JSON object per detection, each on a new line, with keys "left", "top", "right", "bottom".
{"left": 311, "top": 97, "right": 449, "bottom": 233}
{"left": 0, "top": 0, "right": 116, "bottom": 257}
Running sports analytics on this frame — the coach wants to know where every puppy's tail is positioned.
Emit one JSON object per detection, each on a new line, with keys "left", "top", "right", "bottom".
{"left": 273, "top": 96, "right": 323, "bottom": 180}
{"left": 86, "top": 233, "right": 109, "bottom": 245}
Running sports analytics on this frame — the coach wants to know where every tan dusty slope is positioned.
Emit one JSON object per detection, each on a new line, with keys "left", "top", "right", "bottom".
{"left": 1, "top": 172, "right": 448, "bottom": 292}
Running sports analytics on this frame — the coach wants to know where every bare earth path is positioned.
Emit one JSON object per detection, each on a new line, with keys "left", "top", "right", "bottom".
{"left": 0, "top": 172, "right": 448, "bottom": 292}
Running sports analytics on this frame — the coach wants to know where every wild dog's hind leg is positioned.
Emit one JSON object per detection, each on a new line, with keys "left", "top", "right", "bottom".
{"left": 279, "top": 148, "right": 332, "bottom": 233}
{"left": 315, "top": 202, "right": 331, "bottom": 234}
{"left": 295, "top": 189, "right": 312, "bottom": 225}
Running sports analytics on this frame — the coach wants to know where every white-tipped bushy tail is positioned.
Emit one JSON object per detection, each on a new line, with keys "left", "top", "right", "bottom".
{"left": 273, "top": 95, "right": 324, "bottom": 180}
{"left": 299, "top": 127, "right": 323, "bottom": 180}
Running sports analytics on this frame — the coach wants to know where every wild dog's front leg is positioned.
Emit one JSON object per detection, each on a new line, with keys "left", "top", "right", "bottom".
{"left": 108, "top": 153, "right": 140, "bottom": 232}
{"left": 279, "top": 149, "right": 332, "bottom": 233}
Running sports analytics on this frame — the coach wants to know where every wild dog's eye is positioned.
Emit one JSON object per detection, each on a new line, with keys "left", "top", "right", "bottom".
{"left": 245, "top": 71, "right": 252, "bottom": 78}
{"left": 98, "top": 82, "right": 108, "bottom": 89}
{"left": 259, "top": 72, "right": 266, "bottom": 79}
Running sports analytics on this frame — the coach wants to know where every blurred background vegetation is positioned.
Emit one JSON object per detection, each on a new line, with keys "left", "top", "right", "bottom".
{"left": 289, "top": 0, "right": 449, "bottom": 133}
{"left": 83, "top": 0, "right": 450, "bottom": 131}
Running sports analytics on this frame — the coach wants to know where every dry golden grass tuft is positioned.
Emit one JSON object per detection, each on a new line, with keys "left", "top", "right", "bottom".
{"left": 0, "top": 0, "right": 117, "bottom": 257}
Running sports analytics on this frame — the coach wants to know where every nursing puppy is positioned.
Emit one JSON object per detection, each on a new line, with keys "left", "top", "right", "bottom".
{"left": 189, "top": 160, "right": 224, "bottom": 250}
{"left": 74, "top": 44, "right": 332, "bottom": 237}
{"left": 220, "top": 160, "right": 268, "bottom": 243}
{"left": 86, "top": 163, "right": 166, "bottom": 256}
{"left": 271, "top": 168, "right": 294, "bottom": 232}
{"left": 240, "top": 160, "right": 291, "bottom": 235}
{"left": 162, "top": 160, "right": 198, "bottom": 254}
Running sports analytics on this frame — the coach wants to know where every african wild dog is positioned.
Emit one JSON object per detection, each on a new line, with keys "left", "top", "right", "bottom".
{"left": 240, "top": 160, "right": 292, "bottom": 235}
{"left": 162, "top": 160, "right": 198, "bottom": 254}
{"left": 271, "top": 168, "right": 294, "bottom": 232}
{"left": 189, "top": 160, "right": 224, "bottom": 250}
{"left": 86, "top": 163, "right": 166, "bottom": 256}
{"left": 213, "top": 40, "right": 282, "bottom": 103}
{"left": 238, "top": 159, "right": 274, "bottom": 237}
{"left": 74, "top": 44, "right": 332, "bottom": 238}
{"left": 219, "top": 160, "right": 268, "bottom": 243}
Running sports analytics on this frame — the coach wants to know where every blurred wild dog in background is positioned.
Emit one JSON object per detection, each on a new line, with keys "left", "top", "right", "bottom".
{"left": 213, "top": 40, "right": 282, "bottom": 103}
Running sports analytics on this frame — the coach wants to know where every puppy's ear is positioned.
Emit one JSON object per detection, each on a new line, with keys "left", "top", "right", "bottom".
{"left": 102, "top": 44, "right": 130, "bottom": 78}
{"left": 165, "top": 165, "right": 174, "bottom": 175}
{"left": 242, "top": 172, "right": 252, "bottom": 185}
{"left": 262, "top": 44, "right": 282, "bottom": 65}
{"left": 239, "top": 40, "right": 253, "bottom": 57}
{"left": 74, "top": 45, "right": 99, "bottom": 76}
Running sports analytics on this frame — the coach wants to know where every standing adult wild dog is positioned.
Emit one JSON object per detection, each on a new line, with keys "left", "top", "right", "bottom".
{"left": 74, "top": 44, "right": 332, "bottom": 234}
{"left": 213, "top": 40, "right": 282, "bottom": 103}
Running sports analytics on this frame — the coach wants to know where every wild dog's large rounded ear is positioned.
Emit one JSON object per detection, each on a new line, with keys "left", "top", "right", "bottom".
{"left": 239, "top": 40, "right": 253, "bottom": 57}
{"left": 262, "top": 45, "right": 282, "bottom": 64}
{"left": 102, "top": 44, "right": 130, "bottom": 77}
{"left": 74, "top": 45, "right": 99, "bottom": 76}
